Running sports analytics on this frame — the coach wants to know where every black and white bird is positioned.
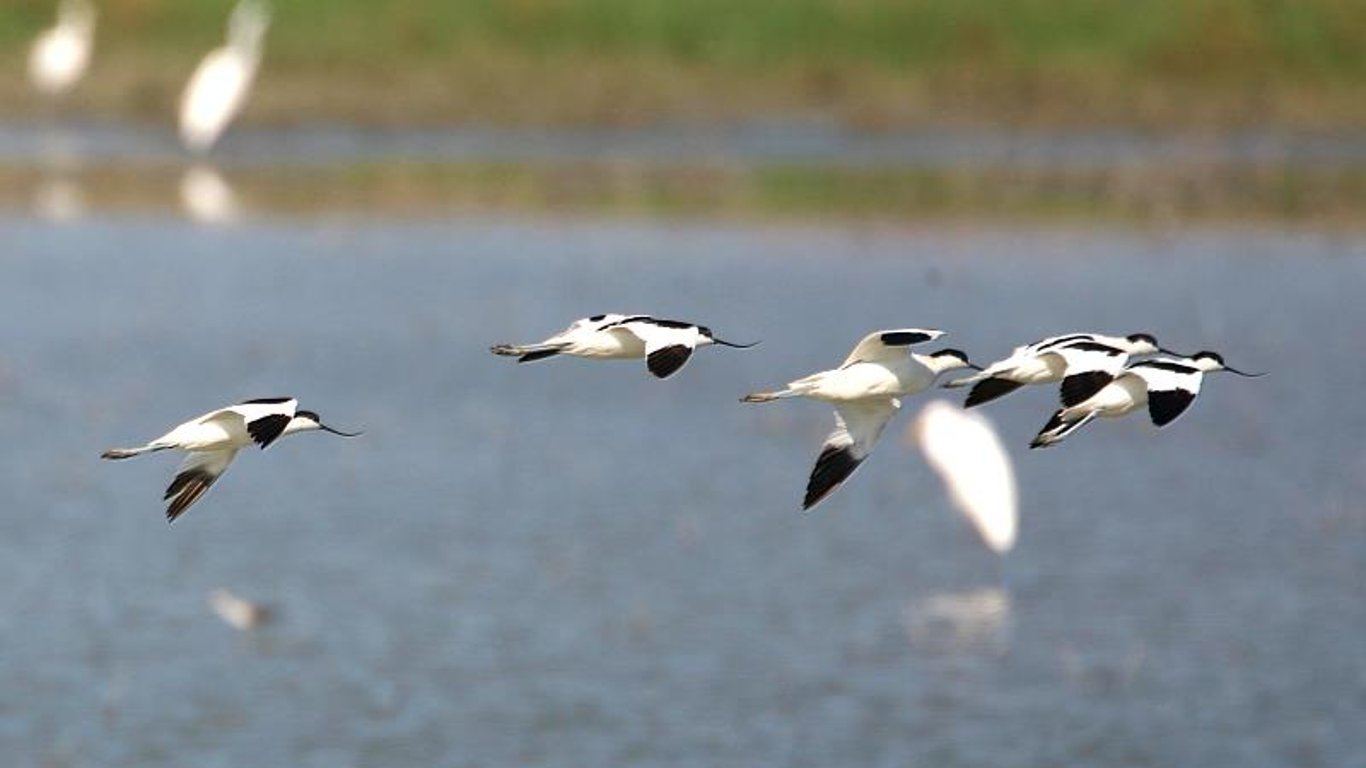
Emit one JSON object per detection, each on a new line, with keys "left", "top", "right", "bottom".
{"left": 1029, "top": 351, "right": 1263, "bottom": 448}
{"left": 101, "top": 397, "right": 360, "bottom": 521}
{"left": 491, "top": 313, "right": 757, "bottom": 379}
{"left": 741, "top": 329, "right": 980, "bottom": 510}
{"left": 945, "top": 332, "right": 1174, "bottom": 409}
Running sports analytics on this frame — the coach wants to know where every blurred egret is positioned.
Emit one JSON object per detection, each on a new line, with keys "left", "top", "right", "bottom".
{"left": 28, "top": 0, "right": 96, "bottom": 99}
{"left": 178, "top": 0, "right": 270, "bottom": 153}
{"left": 492, "top": 313, "right": 757, "bottom": 379}
{"left": 909, "top": 399, "right": 1017, "bottom": 555}
{"left": 741, "top": 329, "right": 979, "bottom": 510}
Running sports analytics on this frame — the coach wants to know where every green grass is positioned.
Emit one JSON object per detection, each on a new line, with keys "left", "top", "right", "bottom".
{"left": 2, "top": 0, "right": 1365, "bottom": 128}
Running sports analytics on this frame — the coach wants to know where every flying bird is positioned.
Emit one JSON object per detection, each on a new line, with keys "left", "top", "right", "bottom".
{"left": 1030, "top": 351, "right": 1263, "bottom": 448}
{"left": 101, "top": 397, "right": 359, "bottom": 521}
{"left": 28, "top": 0, "right": 96, "bottom": 99}
{"left": 945, "top": 332, "right": 1175, "bottom": 409}
{"left": 741, "top": 329, "right": 979, "bottom": 510}
{"left": 491, "top": 313, "right": 757, "bottom": 379}
{"left": 178, "top": 0, "right": 270, "bottom": 153}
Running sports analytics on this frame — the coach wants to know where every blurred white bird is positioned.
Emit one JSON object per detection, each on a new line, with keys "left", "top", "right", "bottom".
{"left": 208, "top": 588, "right": 273, "bottom": 630}
{"left": 179, "top": 0, "right": 270, "bottom": 153}
{"left": 28, "top": 0, "right": 96, "bottom": 99}
{"left": 909, "top": 399, "right": 1018, "bottom": 555}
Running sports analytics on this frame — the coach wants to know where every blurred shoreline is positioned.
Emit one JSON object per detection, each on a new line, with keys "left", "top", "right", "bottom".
{"left": 2, "top": 0, "right": 1365, "bottom": 133}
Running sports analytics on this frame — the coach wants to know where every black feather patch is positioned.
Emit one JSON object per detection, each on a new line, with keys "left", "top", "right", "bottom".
{"left": 1059, "top": 371, "right": 1114, "bottom": 407}
{"left": 518, "top": 349, "right": 561, "bottom": 363}
{"left": 965, "top": 378, "right": 1023, "bottom": 408}
{"left": 1147, "top": 388, "right": 1197, "bottom": 426}
{"left": 164, "top": 469, "right": 217, "bottom": 522}
{"left": 241, "top": 396, "right": 292, "bottom": 405}
{"left": 879, "top": 331, "right": 934, "bottom": 347}
{"left": 1132, "top": 360, "right": 1198, "bottom": 375}
{"left": 803, "top": 445, "right": 863, "bottom": 510}
{"left": 1036, "top": 334, "right": 1091, "bottom": 350}
{"left": 247, "top": 414, "right": 291, "bottom": 449}
{"left": 1063, "top": 341, "right": 1123, "bottom": 355}
{"left": 646, "top": 345, "right": 693, "bottom": 378}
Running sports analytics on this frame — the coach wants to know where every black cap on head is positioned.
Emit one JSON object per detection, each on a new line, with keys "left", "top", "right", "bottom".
{"left": 932, "top": 348, "right": 970, "bottom": 361}
{"left": 1192, "top": 350, "right": 1224, "bottom": 365}
{"left": 1127, "top": 332, "right": 1158, "bottom": 345}
{"left": 295, "top": 409, "right": 320, "bottom": 422}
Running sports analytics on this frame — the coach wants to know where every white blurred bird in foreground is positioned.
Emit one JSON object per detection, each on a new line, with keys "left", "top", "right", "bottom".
{"left": 101, "top": 397, "right": 360, "bottom": 521}
{"left": 741, "top": 329, "right": 979, "bottom": 510}
{"left": 909, "top": 399, "right": 1018, "bottom": 555}
{"left": 29, "top": 0, "right": 96, "bottom": 99}
{"left": 178, "top": 0, "right": 270, "bottom": 153}
{"left": 1030, "top": 351, "right": 1263, "bottom": 448}
{"left": 492, "top": 313, "right": 757, "bottom": 379}
{"left": 208, "top": 588, "right": 273, "bottom": 630}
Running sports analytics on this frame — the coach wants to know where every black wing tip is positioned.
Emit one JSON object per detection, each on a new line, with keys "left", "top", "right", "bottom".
{"left": 246, "top": 413, "right": 291, "bottom": 449}
{"left": 803, "top": 445, "right": 862, "bottom": 510}
{"left": 647, "top": 345, "right": 692, "bottom": 378}
{"left": 879, "top": 330, "right": 935, "bottom": 347}
{"left": 1148, "top": 388, "right": 1197, "bottom": 427}
{"left": 964, "top": 378, "right": 1023, "bottom": 408}
{"left": 1059, "top": 371, "right": 1113, "bottom": 407}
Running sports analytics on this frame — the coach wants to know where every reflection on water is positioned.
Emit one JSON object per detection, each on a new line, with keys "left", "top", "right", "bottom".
{"left": 904, "top": 586, "right": 1013, "bottom": 656}
{"left": 179, "top": 165, "right": 240, "bottom": 225}
{"left": 33, "top": 174, "right": 85, "bottom": 222}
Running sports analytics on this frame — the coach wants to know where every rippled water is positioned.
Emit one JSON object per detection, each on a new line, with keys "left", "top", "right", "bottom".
{"left": 2, "top": 215, "right": 1363, "bottom": 767}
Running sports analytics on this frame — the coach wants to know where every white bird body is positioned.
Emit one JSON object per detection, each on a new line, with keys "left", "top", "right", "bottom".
{"left": 102, "top": 397, "right": 358, "bottom": 521}
{"left": 910, "top": 400, "right": 1018, "bottom": 555}
{"left": 28, "top": 0, "right": 96, "bottom": 98}
{"left": 945, "top": 331, "right": 1169, "bottom": 408}
{"left": 741, "top": 329, "right": 979, "bottom": 510}
{"left": 208, "top": 588, "right": 273, "bottom": 630}
{"left": 178, "top": 0, "right": 269, "bottom": 153}
{"left": 1030, "top": 351, "right": 1262, "bottom": 448}
{"left": 491, "top": 313, "right": 756, "bottom": 378}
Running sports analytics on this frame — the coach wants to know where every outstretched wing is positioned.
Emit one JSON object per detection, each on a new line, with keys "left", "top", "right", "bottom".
{"left": 804, "top": 398, "right": 900, "bottom": 510}
{"left": 840, "top": 329, "right": 943, "bottom": 368}
{"left": 1053, "top": 341, "right": 1130, "bottom": 407}
{"left": 615, "top": 317, "right": 704, "bottom": 378}
{"left": 164, "top": 449, "right": 238, "bottom": 522}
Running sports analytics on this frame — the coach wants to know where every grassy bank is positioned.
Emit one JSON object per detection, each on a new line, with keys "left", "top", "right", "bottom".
{"left": 2, "top": 0, "right": 1365, "bottom": 130}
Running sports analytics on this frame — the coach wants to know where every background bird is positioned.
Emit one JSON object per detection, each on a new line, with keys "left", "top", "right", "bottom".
{"left": 28, "top": 0, "right": 96, "bottom": 100}
{"left": 178, "top": 0, "right": 270, "bottom": 153}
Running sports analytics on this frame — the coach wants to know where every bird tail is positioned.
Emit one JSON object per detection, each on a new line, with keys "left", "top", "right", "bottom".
{"left": 490, "top": 343, "right": 565, "bottom": 363}
{"left": 740, "top": 387, "right": 803, "bottom": 403}
{"left": 101, "top": 444, "right": 169, "bottom": 460}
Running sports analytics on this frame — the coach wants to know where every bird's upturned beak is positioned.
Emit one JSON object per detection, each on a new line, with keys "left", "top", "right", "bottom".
{"left": 320, "top": 424, "right": 363, "bottom": 437}
{"left": 1224, "top": 365, "right": 1267, "bottom": 378}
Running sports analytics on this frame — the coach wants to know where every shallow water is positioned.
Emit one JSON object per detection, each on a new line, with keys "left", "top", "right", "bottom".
{"left": 2, "top": 214, "right": 1364, "bottom": 767}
